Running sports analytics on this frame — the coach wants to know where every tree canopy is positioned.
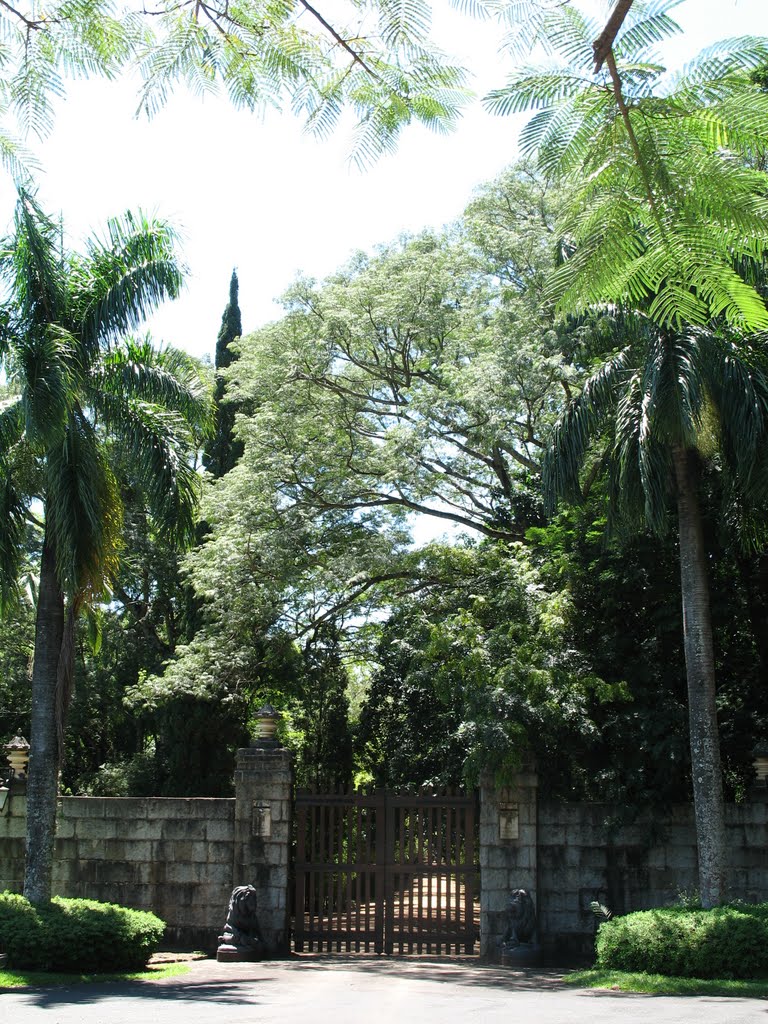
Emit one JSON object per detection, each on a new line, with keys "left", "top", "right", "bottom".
{"left": 0, "top": 0, "right": 469, "bottom": 171}
{"left": 487, "top": 0, "right": 768, "bottom": 331}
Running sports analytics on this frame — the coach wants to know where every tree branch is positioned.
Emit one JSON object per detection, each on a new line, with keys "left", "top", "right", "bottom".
{"left": 605, "top": 48, "right": 659, "bottom": 220}
{"left": 593, "top": 0, "right": 634, "bottom": 73}
{"left": 297, "top": 0, "right": 381, "bottom": 83}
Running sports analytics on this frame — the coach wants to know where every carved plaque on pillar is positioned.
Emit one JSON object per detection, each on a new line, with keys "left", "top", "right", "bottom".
{"left": 252, "top": 801, "right": 272, "bottom": 838}
{"left": 499, "top": 803, "right": 519, "bottom": 840}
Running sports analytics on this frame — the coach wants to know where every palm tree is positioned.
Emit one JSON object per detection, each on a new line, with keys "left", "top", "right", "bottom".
{"left": 545, "top": 321, "right": 768, "bottom": 906}
{"left": 0, "top": 188, "right": 211, "bottom": 903}
{"left": 485, "top": 0, "right": 768, "bottom": 905}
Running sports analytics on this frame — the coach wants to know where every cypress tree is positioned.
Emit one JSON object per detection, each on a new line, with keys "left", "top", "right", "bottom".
{"left": 205, "top": 269, "right": 243, "bottom": 477}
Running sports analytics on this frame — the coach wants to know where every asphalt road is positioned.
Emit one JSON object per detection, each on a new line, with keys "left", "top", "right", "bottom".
{"left": 3, "top": 957, "right": 767, "bottom": 1024}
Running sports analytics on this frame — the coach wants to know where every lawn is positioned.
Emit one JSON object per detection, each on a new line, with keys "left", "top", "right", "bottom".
{"left": 0, "top": 961, "right": 190, "bottom": 989}
{"left": 566, "top": 968, "right": 768, "bottom": 998}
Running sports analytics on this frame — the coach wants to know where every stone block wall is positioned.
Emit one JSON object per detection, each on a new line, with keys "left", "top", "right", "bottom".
{"left": 5, "top": 759, "right": 768, "bottom": 961}
{"left": 233, "top": 745, "right": 293, "bottom": 956}
{"left": 0, "top": 790, "right": 235, "bottom": 949}
{"left": 0, "top": 742, "right": 294, "bottom": 955}
{"left": 537, "top": 801, "right": 697, "bottom": 958}
{"left": 538, "top": 794, "right": 768, "bottom": 957}
{"left": 479, "top": 772, "right": 537, "bottom": 957}
{"left": 481, "top": 774, "right": 768, "bottom": 961}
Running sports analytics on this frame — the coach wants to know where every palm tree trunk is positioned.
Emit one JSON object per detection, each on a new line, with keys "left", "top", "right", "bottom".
{"left": 24, "top": 539, "right": 65, "bottom": 904}
{"left": 672, "top": 444, "right": 727, "bottom": 907}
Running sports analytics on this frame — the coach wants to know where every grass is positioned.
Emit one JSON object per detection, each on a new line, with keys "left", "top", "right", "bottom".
{"left": 0, "top": 961, "right": 190, "bottom": 989}
{"left": 566, "top": 968, "right": 768, "bottom": 998}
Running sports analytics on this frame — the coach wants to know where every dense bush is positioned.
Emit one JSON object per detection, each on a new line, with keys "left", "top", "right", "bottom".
{"left": 595, "top": 905, "right": 768, "bottom": 979}
{"left": 0, "top": 892, "right": 165, "bottom": 971}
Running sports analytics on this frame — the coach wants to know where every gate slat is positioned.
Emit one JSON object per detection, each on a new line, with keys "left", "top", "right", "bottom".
{"left": 374, "top": 790, "right": 386, "bottom": 953}
{"left": 464, "top": 799, "right": 475, "bottom": 954}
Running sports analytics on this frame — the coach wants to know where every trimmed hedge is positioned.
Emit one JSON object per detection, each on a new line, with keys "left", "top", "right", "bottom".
{"left": 0, "top": 892, "right": 165, "bottom": 972}
{"left": 595, "top": 904, "right": 768, "bottom": 979}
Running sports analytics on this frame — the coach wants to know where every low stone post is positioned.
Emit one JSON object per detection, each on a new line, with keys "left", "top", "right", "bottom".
{"left": 232, "top": 740, "right": 293, "bottom": 957}
{"left": 479, "top": 768, "right": 538, "bottom": 959}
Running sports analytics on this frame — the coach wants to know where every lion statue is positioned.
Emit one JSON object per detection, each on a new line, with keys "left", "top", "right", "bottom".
{"left": 218, "top": 884, "right": 263, "bottom": 954}
{"left": 501, "top": 888, "right": 537, "bottom": 949}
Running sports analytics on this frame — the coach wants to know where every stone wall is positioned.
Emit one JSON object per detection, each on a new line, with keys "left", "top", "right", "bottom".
{"left": 232, "top": 745, "right": 293, "bottom": 956}
{"left": 5, "top": 758, "right": 768, "bottom": 960}
{"left": 0, "top": 790, "right": 235, "bottom": 948}
{"left": 538, "top": 794, "right": 768, "bottom": 957}
{"left": 479, "top": 772, "right": 537, "bottom": 958}
{"left": 480, "top": 779, "right": 768, "bottom": 961}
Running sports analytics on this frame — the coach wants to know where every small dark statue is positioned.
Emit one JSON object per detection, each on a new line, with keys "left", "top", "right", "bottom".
{"left": 501, "top": 888, "right": 537, "bottom": 951}
{"left": 217, "top": 885, "right": 263, "bottom": 962}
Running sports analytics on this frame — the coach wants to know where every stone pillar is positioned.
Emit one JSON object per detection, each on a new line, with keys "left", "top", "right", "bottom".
{"left": 233, "top": 742, "right": 293, "bottom": 956}
{"left": 479, "top": 768, "right": 538, "bottom": 959}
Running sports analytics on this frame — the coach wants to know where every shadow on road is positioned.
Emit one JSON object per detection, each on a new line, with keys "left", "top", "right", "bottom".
{"left": 2, "top": 976, "right": 277, "bottom": 1009}
{"left": 279, "top": 953, "right": 571, "bottom": 990}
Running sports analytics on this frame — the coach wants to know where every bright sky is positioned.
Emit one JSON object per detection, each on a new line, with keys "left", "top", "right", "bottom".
{"left": 1, "top": 0, "right": 765, "bottom": 360}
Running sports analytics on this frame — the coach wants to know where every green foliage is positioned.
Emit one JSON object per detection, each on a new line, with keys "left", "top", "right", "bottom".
{"left": 204, "top": 268, "right": 244, "bottom": 479}
{"left": 490, "top": 0, "right": 768, "bottom": 332}
{"left": 218, "top": 168, "right": 578, "bottom": 549}
{"left": 356, "top": 541, "right": 613, "bottom": 791}
{"left": 0, "top": 892, "right": 165, "bottom": 972}
{"left": 0, "top": 591, "right": 33, "bottom": 741}
{"left": 290, "top": 627, "right": 354, "bottom": 789}
{"left": 526, "top": 487, "right": 768, "bottom": 806}
{"left": 595, "top": 905, "right": 768, "bottom": 979}
{"left": 78, "top": 750, "right": 160, "bottom": 797}
{"left": 151, "top": 697, "right": 248, "bottom": 796}
{"left": 0, "top": 188, "right": 212, "bottom": 604}
{"left": 0, "top": 0, "right": 469, "bottom": 172}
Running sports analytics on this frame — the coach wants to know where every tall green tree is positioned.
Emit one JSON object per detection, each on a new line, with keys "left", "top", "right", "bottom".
{"left": 544, "top": 321, "right": 768, "bottom": 907}
{"left": 204, "top": 269, "right": 243, "bottom": 478}
{"left": 142, "top": 164, "right": 598, "bottom": 761}
{"left": 0, "top": 188, "right": 211, "bottom": 902}
{"left": 489, "top": 1, "right": 768, "bottom": 905}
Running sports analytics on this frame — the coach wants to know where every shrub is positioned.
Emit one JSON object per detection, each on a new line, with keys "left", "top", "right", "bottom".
{"left": 0, "top": 892, "right": 165, "bottom": 972}
{"left": 595, "top": 904, "right": 768, "bottom": 979}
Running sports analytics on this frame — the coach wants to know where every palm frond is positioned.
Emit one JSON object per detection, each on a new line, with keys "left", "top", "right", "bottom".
{"left": 45, "top": 406, "right": 123, "bottom": 598}
{"left": 0, "top": 459, "right": 27, "bottom": 613}
{"left": 94, "top": 336, "right": 213, "bottom": 434}
{"left": 77, "top": 210, "right": 184, "bottom": 355}
{"left": 0, "top": 397, "right": 28, "bottom": 613}
{"left": 543, "top": 346, "right": 632, "bottom": 512}
{"left": 703, "top": 331, "right": 768, "bottom": 502}
{"left": 14, "top": 327, "right": 74, "bottom": 450}
{"left": 0, "top": 188, "right": 69, "bottom": 328}
{"left": 97, "top": 390, "right": 201, "bottom": 547}
{"left": 0, "top": 395, "right": 24, "bottom": 454}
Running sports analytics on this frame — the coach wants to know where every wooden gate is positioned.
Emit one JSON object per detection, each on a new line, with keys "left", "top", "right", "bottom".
{"left": 293, "top": 789, "right": 477, "bottom": 954}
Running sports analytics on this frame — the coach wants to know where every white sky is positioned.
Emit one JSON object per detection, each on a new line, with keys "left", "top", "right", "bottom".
{"left": 1, "top": 0, "right": 765, "bottom": 360}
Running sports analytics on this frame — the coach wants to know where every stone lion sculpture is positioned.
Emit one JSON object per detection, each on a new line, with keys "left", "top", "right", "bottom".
{"left": 217, "top": 884, "right": 263, "bottom": 960}
{"left": 501, "top": 888, "right": 537, "bottom": 948}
